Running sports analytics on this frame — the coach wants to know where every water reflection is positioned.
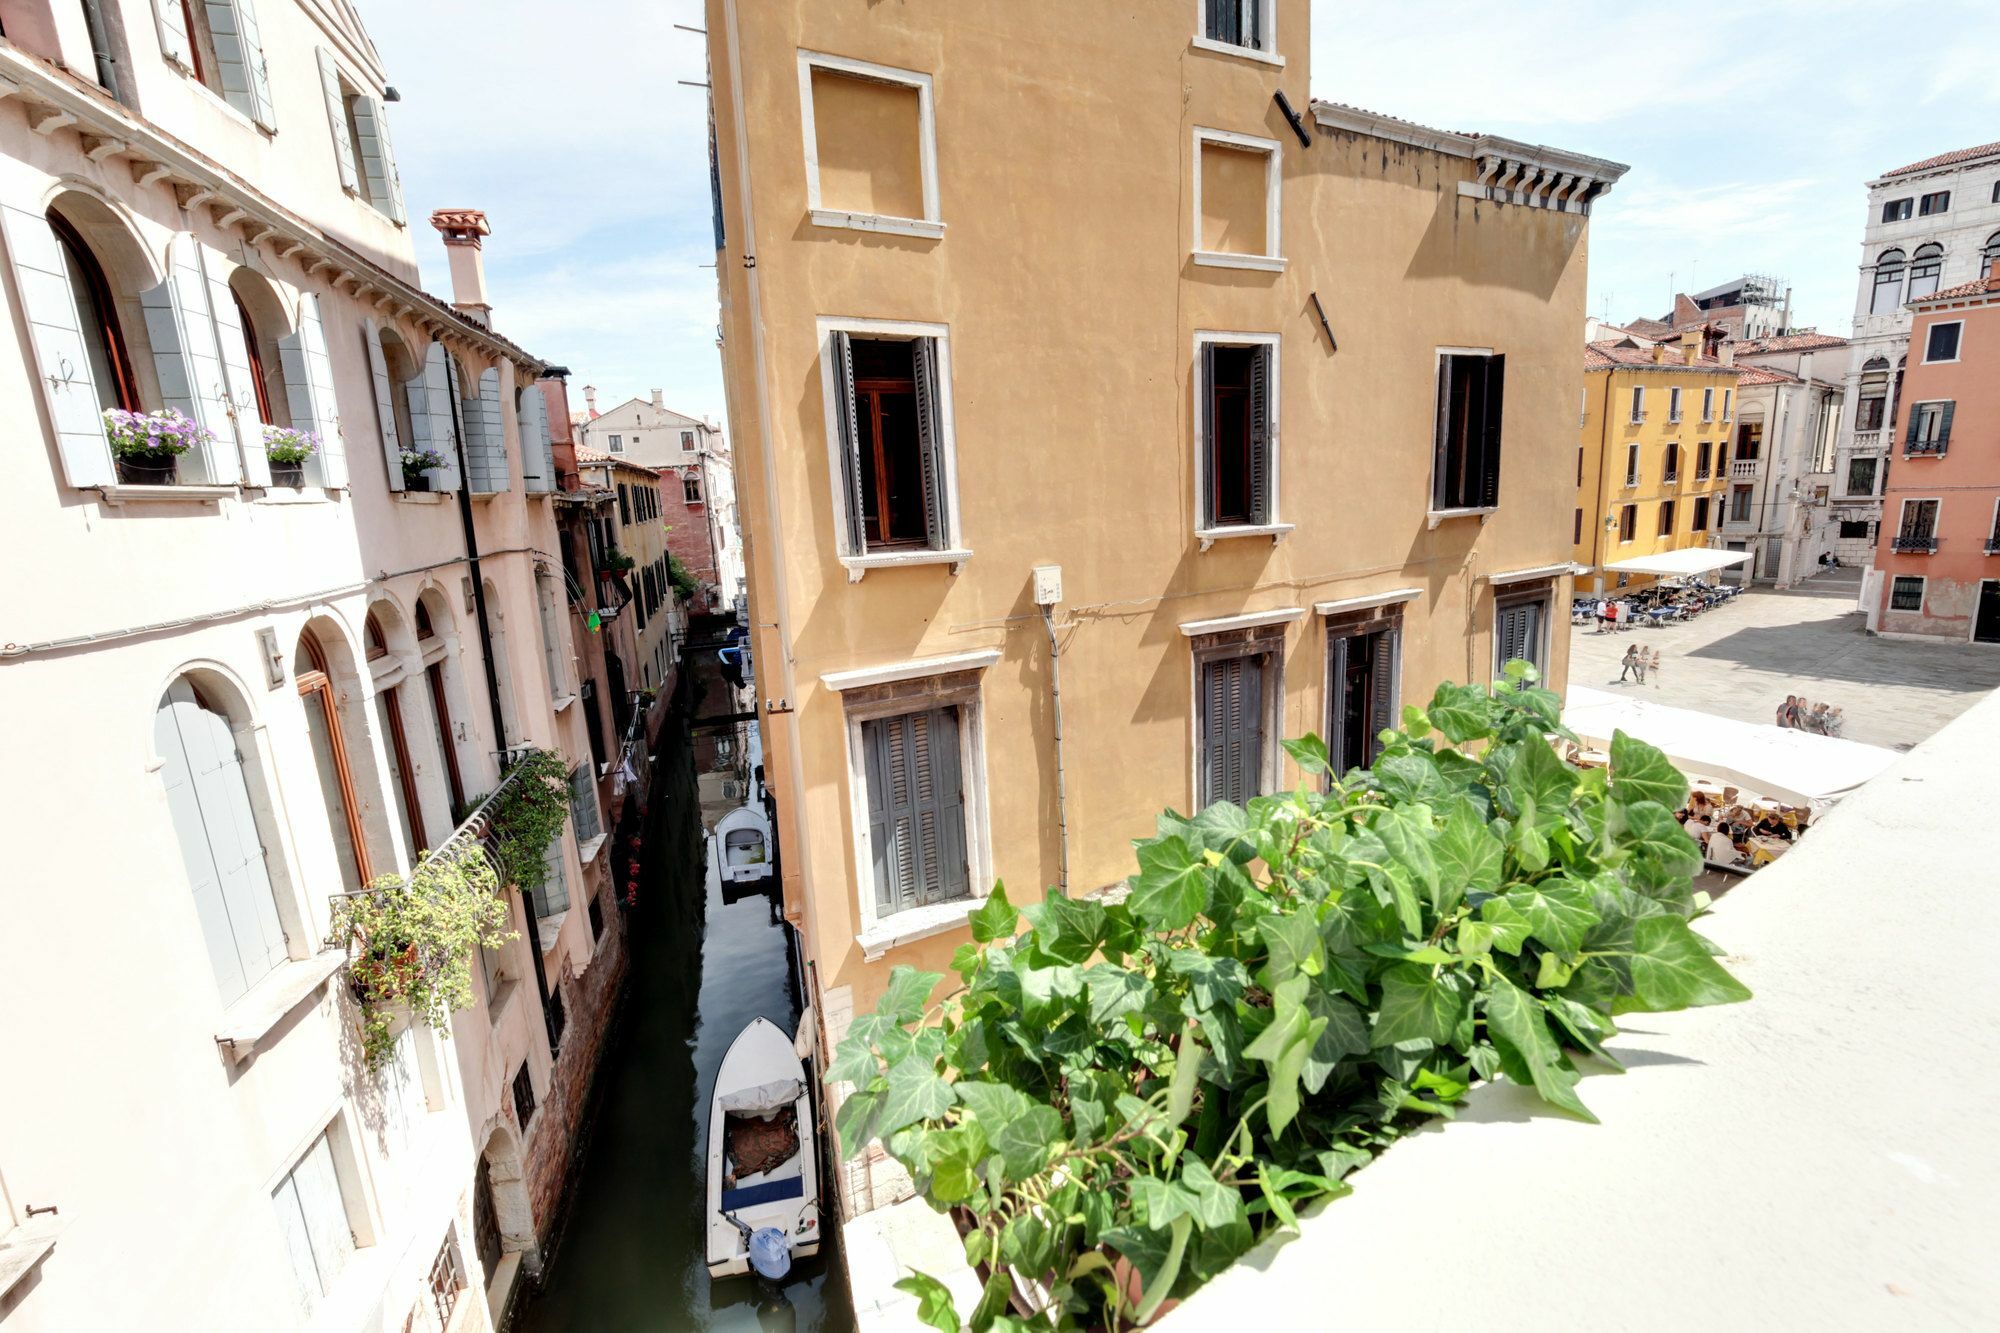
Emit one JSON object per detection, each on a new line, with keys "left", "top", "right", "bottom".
{"left": 517, "top": 661, "right": 851, "bottom": 1332}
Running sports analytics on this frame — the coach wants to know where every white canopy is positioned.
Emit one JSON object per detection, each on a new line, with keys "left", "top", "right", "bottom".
{"left": 1601, "top": 548, "right": 1753, "bottom": 577}
{"left": 1564, "top": 687, "right": 1896, "bottom": 807}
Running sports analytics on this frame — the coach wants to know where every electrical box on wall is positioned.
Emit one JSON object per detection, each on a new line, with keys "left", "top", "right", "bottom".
{"left": 1032, "top": 565, "right": 1062, "bottom": 606}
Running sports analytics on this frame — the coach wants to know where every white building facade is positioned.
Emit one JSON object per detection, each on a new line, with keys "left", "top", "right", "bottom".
{"left": 1832, "top": 141, "right": 2000, "bottom": 563}
{"left": 578, "top": 389, "right": 744, "bottom": 608}
{"left": 0, "top": 4, "right": 613, "bottom": 1329}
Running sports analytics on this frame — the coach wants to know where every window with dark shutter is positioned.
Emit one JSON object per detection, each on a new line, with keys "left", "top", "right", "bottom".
{"left": 511, "top": 1064, "right": 536, "bottom": 1127}
{"left": 1201, "top": 341, "right": 1275, "bottom": 528}
{"left": 1432, "top": 351, "right": 1504, "bottom": 512}
{"left": 832, "top": 331, "right": 950, "bottom": 554}
{"left": 1693, "top": 496, "right": 1710, "bottom": 531}
{"left": 1494, "top": 585, "right": 1548, "bottom": 688}
{"left": 1326, "top": 610, "right": 1400, "bottom": 777}
{"left": 862, "top": 706, "right": 969, "bottom": 917}
{"left": 1204, "top": 0, "right": 1265, "bottom": 50}
{"left": 1619, "top": 505, "right": 1636, "bottom": 542}
{"left": 1199, "top": 651, "right": 1267, "bottom": 806}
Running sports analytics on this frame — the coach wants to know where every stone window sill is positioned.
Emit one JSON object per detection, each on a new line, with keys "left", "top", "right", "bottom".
{"left": 578, "top": 834, "right": 609, "bottom": 866}
{"left": 95, "top": 482, "right": 235, "bottom": 506}
{"left": 394, "top": 491, "right": 451, "bottom": 505}
{"left": 1196, "top": 522, "right": 1293, "bottom": 551}
{"left": 249, "top": 485, "right": 340, "bottom": 504}
{"left": 1426, "top": 505, "right": 1497, "bottom": 529}
{"left": 1192, "top": 250, "right": 1286, "bottom": 273}
{"left": 1189, "top": 35, "right": 1285, "bottom": 67}
{"left": 857, "top": 895, "right": 988, "bottom": 962}
{"left": 839, "top": 548, "right": 972, "bottom": 582}
{"left": 214, "top": 948, "right": 348, "bottom": 1061}
{"left": 0, "top": 1214, "right": 63, "bottom": 1298}
{"left": 809, "top": 209, "right": 944, "bottom": 240}
{"left": 537, "top": 910, "right": 569, "bottom": 955}
{"left": 487, "top": 975, "right": 520, "bottom": 1021}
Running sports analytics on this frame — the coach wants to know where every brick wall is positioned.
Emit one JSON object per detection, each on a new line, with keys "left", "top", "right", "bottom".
{"left": 662, "top": 472, "right": 720, "bottom": 609}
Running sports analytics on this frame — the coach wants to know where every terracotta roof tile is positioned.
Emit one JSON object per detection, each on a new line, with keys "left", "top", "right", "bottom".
{"left": 1583, "top": 340, "right": 1738, "bottom": 373}
{"left": 1735, "top": 365, "right": 1797, "bottom": 386}
{"left": 1910, "top": 273, "right": 2000, "bottom": 305}
{"left": 573, "top": 447, "right": 660, "bottom": 475}
{"left": 1733, "top": 333, "right": 1849, "bottom": 354}
{"left": 1881, "top": 140, "right": 2000, "bottom": 179}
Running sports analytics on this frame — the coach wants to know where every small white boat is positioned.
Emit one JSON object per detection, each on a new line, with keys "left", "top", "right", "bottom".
{"left": 706, "top": 1017, "right": 820, "bottom": 1278}
{"left": 714, "top": 802, "right": 774, "bottom": 884}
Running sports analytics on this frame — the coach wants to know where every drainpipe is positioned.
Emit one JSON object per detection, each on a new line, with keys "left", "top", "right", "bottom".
{"left": 1040, "top": 603, "right": 1070, "bottom": 894}
{"left": 446, "top": 370, "right": 557, "bottom": 1048}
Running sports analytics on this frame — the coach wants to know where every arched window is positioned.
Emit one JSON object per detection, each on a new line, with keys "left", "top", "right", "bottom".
{"left": 1984, "top": 230, "right": 2000, "bottom": 266}
{"left": 365, "top": 611, "right": 389, "bottom": 661}
{"left": 414, "top": 601, "right": 435, "bottom": 640}
{"left": 47, "top": 211, "right": 138, "bottom": 413}
{"left": 232, "top": 290, "right": 277, "bottom": 424}
{"left": 297, "top": 628, "right": 372, "bottom": 891}
{"left": 1857, "top": 357, "right": 1891, "bottom": 431}
{"left": 155, "top": 676, "right": 289, "bottom": 1004}
{"left": 1870, "top": 248, "right": 1906, "bottom": 314}
{"left": 414, "top": 591, "right": 467, "bottom": 818}
{"left": 1907, "top": 243, "right": 1943, "bottom": 301}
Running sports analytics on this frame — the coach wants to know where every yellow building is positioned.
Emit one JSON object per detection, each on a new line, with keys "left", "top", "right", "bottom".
{"left": 702, "top": 0, "right": 1627, "bottom": 1160}
{"left": 1576, "top": 337, "right": 1741, "bottom": 590}
{"left": 576, "top": 449, "right": 681, "bottom": 695}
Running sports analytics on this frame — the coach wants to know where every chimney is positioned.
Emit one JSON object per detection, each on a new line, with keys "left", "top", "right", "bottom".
{"left": 1719, "top": 342, "right": 1736, "bottom": 368}
{"left": 1679, "top": 330, "right": 1700, "bottom": 365}
{"left": 583, "top": 385, "right": 599, "bottom": 418}
{"left": 1651, "top": 342, "right": 1666, "bottom": 364}
{"left": 650, "top": 388, "right": 664, "bottom": 410}
{"left": 429, "top": 209, "right": 492, "bottom": 326}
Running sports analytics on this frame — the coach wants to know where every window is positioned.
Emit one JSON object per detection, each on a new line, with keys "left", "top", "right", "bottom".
{"left": 1431, "top": 350, "right": 1505, "bottom": 512}
{"left": 511, "top": 1063, "right": 537, "bottom": 1127}
{"left": 1721, "top": 388, "right": 1732, "bottom": 421}
{"left": 1889, "top": 575, "right": 1925, "bottom": 611}
{"left": 409, "top": 1232, "right": 464, "bottom": 1333}
{"left": 1198, "top": 335, "right": 1279, "bottom": 530}
{"left": 617, "top": 483, "right": 631, "bottom": 525}
{"left": 822, "top": 321, "right": 958, "bottom": 559}
{"left": 1573, "top": 508, "right": 1583, "bottom": 545}
{"left": 1994, "top": 183, "right": 2000, "bottom": 205}
{"left": 1907, "top": 243, "right": 1943, "bottom": 301}
{"left": 681, "top": 429, "right": 695, "bottom": 448}
{"left": 536, "top": 572, "right": 566, "bottom": 697}
{"left": 548, "top": 985, "right": 567, "bottom": 1050}
{"left": 683, "top": 473, "right": 703, "bottom": 505}
{"left": 1987, "top": 229, "right": 2000, "bottom": 266}
{"left": 315, "top": 49, "right": 403, "bottom": 220}
{"left": 1871, "top": 249, "right": 1906, "bottom": 314}
{"left": 1696, "top": 440, "right": 1713, "bottom": 479}
{"left": 1839, "top": 519, "right": 1871, "bottom": 539}
{"left": 1701, "top": 386, "right": 1714, "bottom": 422}
{"left": 1618, "top": 504, "right": 1637, "bottom": 543}
{"left": 297, "top": 629, "right": 373, "bottom": 892}
{"left": 568, "top": 763, "right": 601, "bottom": 848}
{"left": 1623, "top": 443, "right": 1640, "bottom": 487}
{"left": 1657, "top": 500, "right": 1676, "bottom": 536}
{"left": 608, "top": 433, "right": 624, "bottom": 452}
{"left": 1326, "top": 609, "right": 1399, "bottom": 776}
{"left": 1896, "top": 498, "right": 1941, "bottom": 550}
{"left": 1193, "top": 129, "right": 1283, "bottom": 269}
{"left": 1730, "top": 486, "right": 1753, "bottom": 523}
{"left": 1493, "top": 584, "right": 1549, "bottom": 688}
{"left": 1906, "top": 401, "right": 1954, "bottom": 456}
{"left": 1735, "top": 419, "right": 1763, "bottom": 461}
{"left": 1856, "top": 358, "right": 1890, "bottom": 431}
{"left": 860, "top": 706, "right": 970, "bottom": 916}
{"left": 1668, "top": 387, "right": 1682, "bottom": 423}
{"left": 798, "top": 52, "right": 940, "bottom": 234}
{"left": 1692, "top": 496, "right": 1710, "bottom": 531}
{"left": 1199, "top": 648, "right": 1274, "bottom": 806}
{"left": 159, "top": 3, "right": 274, "bottom": 128}
{"left": 1924, "top": 321, "right": 1962, "bottom": 363}
{"left": 473, "top": 1158, "right": 502, "bottom": 1278}
{"left": 271, "top": 1130, "right": 356, "bottom": 1305}
{"left": 1201, "top": 0, "right": 1274, "bottom": 53}
{"left": 375, "top": 688, "right": 426, "bottom": 856}
{"left": 1847, "top": 456, "right": 1879, "bottom": 497}
{"left": 155, "top": 677, "right": 290, "bottom": 1005}
{"left": 1919, "top": 190, "right": 1950, "bottom": 216}
{"left": 1663, "top": 442, "right": 1680, "bottom": 482}
{"left": 1629, "top": 385, "right": 1646, "bottom": 423}
{"left": 1881, "top": 197, "right": 1913, "bottom": 222}
{"left": 588, "top": 892, "right": 606, "bottom": 941}
{"left": 423, "top": 661, "right": 466, "bottom": 819}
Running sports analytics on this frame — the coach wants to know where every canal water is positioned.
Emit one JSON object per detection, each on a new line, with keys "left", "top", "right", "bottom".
{"left": 516, "top": 654, "right": 853, "bottom": 1332}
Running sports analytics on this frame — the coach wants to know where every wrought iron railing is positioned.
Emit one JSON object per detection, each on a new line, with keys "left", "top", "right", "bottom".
{"left": 1905, "top": 438, "right": 1947, "bottom": 457}
{"left": 1891, "top": 534, "right": 1939, "bottom": 554}
{"left": 328, "top": 747, "right": 539, "bottom": 916}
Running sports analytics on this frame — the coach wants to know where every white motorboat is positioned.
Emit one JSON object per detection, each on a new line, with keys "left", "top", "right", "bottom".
{"left": 714, "top": 802, "right": 773, "bottom": 884}
{"left": 705, "top": 1017, "right": 820, "bottom": 1278}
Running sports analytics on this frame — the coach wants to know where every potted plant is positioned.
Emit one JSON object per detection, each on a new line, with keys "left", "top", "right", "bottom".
{"left": 400, "top": 446, "right": 447, "bottom": 491}
{"left": 602, "top": 547, "right": 636, "bottom": 575}
{"left": 104, "top": 407, "right": 210, "bottom": 485}
{"left": 263, "top": 425, "right": 320, "bottom": 487}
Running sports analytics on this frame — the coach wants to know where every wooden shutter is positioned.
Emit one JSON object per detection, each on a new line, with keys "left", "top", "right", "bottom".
{"left": 864, "top": 708, "right": 967, "bottom": 915}
{"left": 362, "top": 318, "right": 403, "bottom": 490}
{"left": 204, "top": 244, "right": 271, "bottom": 485}
{"left": 1431, "top": 354, "right": 1453, "bottom": 511}
{"left": 1200, "top": 343, "right": 1218, "bottom": 527}
{"left": 1479, "top": 353, "right": 1505, "bottom": 508}
{"left": 1936, "top": 401, "right": 1955, "bottom": 452}
{"left": 140, "top": 236, "right": 239, "bottom": 483}
{"left": 350, "top": 96, "right": 405, "bottom": 222}
{"left": 520, "top": 384, "right": 554, "bottom": 493}
{"left": 411, "top": 342, "right": 461, "bottom": 490}
{"left": 316, "top": 48, "right": 360, "bottom": 194}
{"left": 465, "top": 365, "right": 508, "bottom": 492}
{"left": 913, "top": 337, "right": 947, "bottom": 550}
{"left": 1247, "top": 343, "right": 1271, "bottom": 524}
{"left": 832, "top": 332, "right": 865, "bottom": 553}
{"left": 536, "top": 839, "right": 570, "bottom": 916}
{"left": 1368, "top": 629, "right": 1397, "bottom": 760}
{"left": 153, "top": 0, "right": 192, "bottom": 70}
{"left": 0, "top": 204, "right": 115, "bottom": 486}
{"left": 156, "top": 680, "right": 287, "bottom": 1005}
{"left": 205, "top": 1, "right": 275, "bottom": 128}
{"left": 292, "top": 1134, "right": 355, "bottom": 1293}
{"left": 1201, "top": 654, "right": 1264, "bottom": 806}
{"left": 1496, "top": 595, "right": 1544, "bottom": 686}
{"left": 279, "top": 292, "right": 345, "bottom": 487}
{"left": 1324, "top": 634, "right": 1348, "bottom": 775}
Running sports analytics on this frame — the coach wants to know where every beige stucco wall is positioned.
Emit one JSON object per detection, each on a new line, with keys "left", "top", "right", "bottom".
{"left": 710, "top": 0, "right": 1598, "bottom": 1027}
{"left": 809, "top": 68, "right": 925, "bottom": 221}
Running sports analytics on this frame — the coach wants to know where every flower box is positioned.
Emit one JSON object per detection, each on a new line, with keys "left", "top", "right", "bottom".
{"left": 263, "top": 425, "right": 321, "bottom": 488}
{"left": 104, "top": 408, "right": 212, "bottom": 486}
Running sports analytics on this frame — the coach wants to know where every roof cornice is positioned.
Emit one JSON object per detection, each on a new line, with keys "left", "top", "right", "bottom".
{"left": 1309, "top": 101, "right": 1628, "bottom": 216}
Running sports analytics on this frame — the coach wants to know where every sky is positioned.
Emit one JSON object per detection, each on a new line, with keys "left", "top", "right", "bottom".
{"left": 357, "top": 0, "right": 2000, "bottom": 430}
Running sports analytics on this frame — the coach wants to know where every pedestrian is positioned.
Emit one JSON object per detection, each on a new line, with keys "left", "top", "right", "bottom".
{"left": 1776, "top": 695, "right": 1795, "bottom": 728}
{"left": 1597, "top": 598, "right": 1614, "bottom": 634}
{"left": 1620, "top": 646, "right": 1641, "bottom": 683}
{"left": 1784, "top": 696, "right": 1804, "bottom": 729}
{"left": 1645, "top": 646, "right": 1662, "bottom": 688}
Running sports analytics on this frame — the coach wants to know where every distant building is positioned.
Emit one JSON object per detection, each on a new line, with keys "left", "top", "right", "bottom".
{"left": 573, "top": 449, "right": 684, "bottom": 694}
{"left": 1728, "top": 334, "right": 1849, "bottom": 580}
{"left": 1867, "top": 258, "right": 2000, "bottom": 643}
{"left": 1833, "top": 141, "right": 2000, "bottom": 570}
{"left": 1626, "top": 274, "right": 1790, "bottom": 344}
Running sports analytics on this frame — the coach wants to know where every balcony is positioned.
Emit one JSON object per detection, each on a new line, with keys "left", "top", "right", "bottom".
{"left": 1730, "top": 460, "right": 1759, "bottom": 479}
{"left": 1891, "top": 534, "right": 1939, "bottom": 554}
{"left": 1852, "top": 430, "right": 1883, "bottom": 451}
{"left": 1905, "top": 439, "right": 1947, "bottom": 458}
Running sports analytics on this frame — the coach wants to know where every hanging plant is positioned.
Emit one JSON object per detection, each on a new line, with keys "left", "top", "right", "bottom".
{"left": 401, "top": 446, "right": 448, "bottom": 487}
{"left": 263, "top": 424, "right": 322, "bottom": 465}
{"left": 103, "top": 407, "right": 212, "bottom": 459}
{"left": 479, "top": 748, "right": 572, "bottom": 904}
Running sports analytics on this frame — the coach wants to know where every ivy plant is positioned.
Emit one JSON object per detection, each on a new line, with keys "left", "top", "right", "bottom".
{"left": 837, "top": 665, "right": 1749, "bottom": 1330}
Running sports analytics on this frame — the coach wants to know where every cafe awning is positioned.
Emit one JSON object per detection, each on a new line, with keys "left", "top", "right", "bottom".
{"left": 1601, "top": 548, "right": 1753, "bottom": 578}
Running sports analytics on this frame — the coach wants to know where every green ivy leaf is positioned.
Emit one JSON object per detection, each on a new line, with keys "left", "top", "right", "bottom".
{"left": 1431, "top": 798, "right": 1505, "bottom": 908}
{"left": 1483, "top": 973, "right": 1597, "bottom": 1122}
{"left": 1035, "top": 888, "right": 1107, "bottom": 962}
{"left": 1400, "top": 703, "right": 1433, "bottom": 739}
{"left": 1165, "top": 949, "right": 1248, "bottom": 1011}
{"left": 1612, "top": 800, "right": 1705, "bottom": 886}
{"left": 1019, "top": 962, "right": 1085, "bottom": 1025}
{"left": 1371, "top": 806, "right": 1439, "bottom": 920}
{"left": 1459, "top": 896, "right": 1531, "bottom": 956}
{"left": 893, "top": 1272, "right": 961, "bottom": 1333}
{"left": 825, "top": 1032, "right": 882, "bottom": 1085}
{"left": 1375, "top": 751, "right": 1451, "bottom": 806}
{"left": 1179, "top": 1160, "right": 1245, "bottom": 1229}
{"left": 1627, "top": 915, "right": 1753, "bottom": 1012}
{"left": 1608, "top": 729, "right": 1688, "bottom": 811}
{"left": 969, "top": 1269, "right": 1013, "bottom": 1332}
{"left": 1370, "top": 964, "right": 1471, "bottom": 1048}
{"left": 1506, "top": 736, "right": 1577, "bottom": 830}
{"left": 1506, "top": 880, "right": 1599, "bottom": 953}
{"left": 1084, "top": 964, "right": 1153, "bottom": 1027}
{"left": 968, "top": 881, "right": 1019, "bottom": 943}
{"left": 990, "top": 1104, "right": 1063, "bottom": 1181}
{"left": 836, "top": 1085, "right": 884, "bottom": 1156}
{"left": 1257, "top": 912, "right": 1324, "bottom": 985}
{"left": 1189, "top": 802, "right": 1259, "bottom": 865}
{"left": 1128, "top": 835, "right": 1210, "bottom": 931}
{"left": 1282, "top": 733, "right": 1332, "bottom": 776}
{"left": 1302, "top": 984, "right": 1370, "bottom": 1093}
{"left": 880, "top": 966, "right": 945, "bottom": 1025}
{"left": 876, "top": 1057, "right": 957, "bottom": 1137}
{"left": 1426, "top": 681, "right": 1493, "bottom": 744}
{"left": 1245, "top": 976, "right": 1324, "bottom": 1136}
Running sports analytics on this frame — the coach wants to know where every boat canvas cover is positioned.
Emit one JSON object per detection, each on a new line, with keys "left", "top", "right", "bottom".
{"left": 720, "top": 1077, "right": 803, "bottom": 1116}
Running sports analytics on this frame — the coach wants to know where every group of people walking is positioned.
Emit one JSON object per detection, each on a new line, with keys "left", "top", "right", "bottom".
{"left": 1619, "top": 645, "right": 1663, "bottom": 686}
{"left": 1776, "top": 695, "right": 1844, "bottom": 736}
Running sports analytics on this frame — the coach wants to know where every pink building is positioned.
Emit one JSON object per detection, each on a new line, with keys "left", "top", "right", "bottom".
{"left": 1870, "top": 259, "right": 2000, "bottom": 643}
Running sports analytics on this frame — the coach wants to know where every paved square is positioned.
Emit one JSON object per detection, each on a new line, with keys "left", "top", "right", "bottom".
{"left": 1566, "top": 573, "right": 2000, "bottom": 750}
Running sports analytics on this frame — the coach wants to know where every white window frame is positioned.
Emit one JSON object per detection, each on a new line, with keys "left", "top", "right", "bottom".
{"left": 1629, "top": 384, "right": 1646, "bottom": 423}
{"left": 1191, "top": 127, "right": 1285, "bottom": 272}
{"left": 1191, "top": 0, "right": 1283, "bottom": 67}
{"left": 1624, "top": 442, "right": 1640, "bottom": 488}
{"left": 1426, "top": 344, "right": 1502, "bottom": 523}
{"left": 815, "top": 315, "right": 970, "bottom": 577}
{"left": 831, "top": 661, "right": 995, "bottom": 960}
{"left": 1668, "top": 386, "right": 1682, "bottom": 423}
{"left": 1897, "top": 496, "right": 1942, "bottom": 543}
{"left": 1722, "top": 388, "right": 1733, "bottom": 422}
{"left": 1888, "top": 574, "right": 1926, "bottom": 613}
{"left": 1192, "top": 329, "right": 1291, "bottom": 546}
{"left": 1619, "top": 503, "right": 1636, "bottom": 544}
{"left": 1923, "top": 319, "right": 1964, "bottom": 364}
{"left": 266, "top": 1110, "right": 374, "bottom": 1303}
{"left": 1702, "top": 386, "right": 1715, "bottom": 421}
{"left": 797, "top": 50, "right": 943, "bottom": 240}
{"left": 1183, "top": 620, "right": 1293, "bottom": 812}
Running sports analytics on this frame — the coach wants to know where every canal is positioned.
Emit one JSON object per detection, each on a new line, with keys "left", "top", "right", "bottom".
{"left": 516, "top": 651, "right": 853, "bottom": 1332}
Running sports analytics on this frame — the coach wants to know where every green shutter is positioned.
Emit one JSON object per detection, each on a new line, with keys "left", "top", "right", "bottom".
{"left": 1247, "top": 343, "right": 1271, "bottom": 524}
